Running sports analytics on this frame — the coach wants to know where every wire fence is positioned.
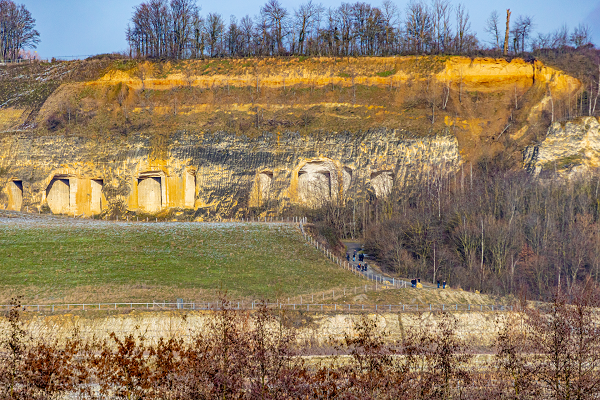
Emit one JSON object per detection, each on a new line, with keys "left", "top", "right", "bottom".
{"left": 299, "top": 220, "right": 412, "bottom": 288}
{"left": 0, "top": 301, "right": 515, "bottom": 314}
{"left": 0, "top": 214, "right": 476, "bottom": 314}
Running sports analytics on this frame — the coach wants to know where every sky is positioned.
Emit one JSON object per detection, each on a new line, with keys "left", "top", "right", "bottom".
{"left": 18, "top": 0, "right": 600, "bottom": 60}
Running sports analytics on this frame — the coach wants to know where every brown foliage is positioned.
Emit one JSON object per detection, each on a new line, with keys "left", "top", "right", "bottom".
{"left": 2, "top": 289, "right": 600, "bottom": 398}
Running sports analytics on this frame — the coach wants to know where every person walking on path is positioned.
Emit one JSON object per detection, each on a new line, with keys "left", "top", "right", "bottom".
{"left": 443, "top": 280, "right": 446, "bottom": 289}
{"left": 437, "top": 280, "right": 440, "bottom": 288}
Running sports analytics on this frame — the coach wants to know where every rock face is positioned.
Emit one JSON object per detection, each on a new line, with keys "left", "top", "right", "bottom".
{"left": 0, "top": 129, "right": 459, "bottom": 217}
{"left": 0, "top": 309, "right": 503, "bottom": 349}
{"left": 524, "top": 117, "right": 600, "bottom": 174}
{"left": 0, "top": 56, "right": 584, "bottom": 217}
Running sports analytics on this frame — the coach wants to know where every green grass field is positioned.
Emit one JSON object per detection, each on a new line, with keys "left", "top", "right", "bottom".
{"left": 0, "top": 215, "right": 363, "bottom": 304}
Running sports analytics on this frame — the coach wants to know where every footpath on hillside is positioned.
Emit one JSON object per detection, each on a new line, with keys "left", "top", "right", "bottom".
{"left": 343, "top": 241, "right": 435, "bottom": 289}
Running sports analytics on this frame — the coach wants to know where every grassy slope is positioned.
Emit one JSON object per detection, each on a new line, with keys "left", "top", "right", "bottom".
{"left": 0, "top": 214, "right": 364, "bottom": 304}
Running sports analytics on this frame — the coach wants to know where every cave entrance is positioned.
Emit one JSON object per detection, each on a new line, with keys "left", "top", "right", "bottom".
{"left": 138, "top": 175, "right": 162, "bottom": 213}
{"left": 7, "top": 180, "right": 23, "bottom": 211}
{"left": 258, "top": 171, "right": 273, "bottom": 203}
{"left": 46, "top": 178, "right": 71, "bottom": 214}
{"left": 91, "top": 179, "right": 103, "bottom": 213}
{"left": 297, "top": 161, "right": 334, "bottom": 206}
{"left": 184, "top": 171, "right": 196, "bottom": 208}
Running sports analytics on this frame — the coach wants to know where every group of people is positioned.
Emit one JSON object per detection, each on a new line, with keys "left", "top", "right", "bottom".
{"left": 347, "top": 250, "right": 368, "bottom": 272}
{"left": 410, "top": 279, "right": 447, "bottom": 289}
{"left": 356, "top": 263, "right": 367, "bottom": 272}
{"left": 347, "top": 249, "right": 450, "bottom": 287}
{"left": 346, "top": 250, "right": 365, "bottom": 263}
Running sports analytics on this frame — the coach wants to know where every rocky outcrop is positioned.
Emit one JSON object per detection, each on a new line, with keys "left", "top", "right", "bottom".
{"left": 0, "top": 309, "right": 503, "bottom": 349}
{"left": 0, "top": 129, "right": 460, "bottom": 218}
{"left": 524, "top": 117, "right": 600, "bottom": 175}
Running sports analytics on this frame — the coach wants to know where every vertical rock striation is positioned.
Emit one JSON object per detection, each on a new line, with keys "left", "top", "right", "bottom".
{"left": 0, "top": 129, "right": 460, "bottom": 217}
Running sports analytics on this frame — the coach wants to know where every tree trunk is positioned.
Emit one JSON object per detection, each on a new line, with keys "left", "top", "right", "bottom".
{"left": 503, "top": 9, "right": 511, "bottom": 56}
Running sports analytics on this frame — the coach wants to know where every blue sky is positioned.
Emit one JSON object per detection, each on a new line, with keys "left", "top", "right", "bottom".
{"left": 20, "top": 0, "right": 600, "bottom": 59}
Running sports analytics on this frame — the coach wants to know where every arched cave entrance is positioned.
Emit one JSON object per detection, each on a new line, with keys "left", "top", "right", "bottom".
{"left": 46, "top": 177, "right": 71, "bottom": 214}
{"left": 297, "top": 161, "right": 337, "bottom": 206}
{"left": 138, "top": 173, "right": 163, "bottom": 213}
{"left": 257, "top": 171, "right": 273, "bottom": 203}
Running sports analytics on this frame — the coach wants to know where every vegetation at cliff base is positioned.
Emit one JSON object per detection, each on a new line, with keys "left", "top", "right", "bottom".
{"left": 0, "top": 218, "right": 363, "bottom": 304}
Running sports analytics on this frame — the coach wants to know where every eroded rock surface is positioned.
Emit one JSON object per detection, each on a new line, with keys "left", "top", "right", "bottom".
{"left": 0, "top": 129, "right": 460, "bottom": 217}
{"left": 524, "top": 117, "right": 600, "bottom": 175}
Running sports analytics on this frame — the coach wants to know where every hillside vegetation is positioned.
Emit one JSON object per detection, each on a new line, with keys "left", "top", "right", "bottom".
{"left": 0, "top": 55, "right": 581, "bottom": 163}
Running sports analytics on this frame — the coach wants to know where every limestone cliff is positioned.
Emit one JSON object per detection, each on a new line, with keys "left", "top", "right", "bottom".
{"left": 0, "top": 56, "right": 584, "bottom": 216}
{"left": 0, "top": 309, "right": 503, "bottom": 349}
{"left": 524, "top": 117, "right": 600, "bottom": 175}
{"left": 0, "top": 129, "right": 458, "bottom": 218}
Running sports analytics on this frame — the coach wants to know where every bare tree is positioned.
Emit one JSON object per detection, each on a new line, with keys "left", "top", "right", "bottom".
{"left": 240, "top": 15, "right": 254, "bottom": 56}
{"left": 261, "top": 0, "right": 289, "bottom": 55}
{"left": 454, "top": 3, "right": 471, "bottom": 54}
{"left": 570, "top": 23, "right": 591, "bottom": 48}
{"left": 405, "top": 0, "right": 431, "bottom": 54}
{"left": 511, "top": 15, "right": 534, "bottom": 54}
{"left": 294, "top": 1, "right": 323, "bottom": 55}
{"left": 206, "top": 12, "right": 225, "bottom": 57}
{"left": 0, "top": 0, "right": 40, "bottom": 61}
{"left": 485, "top": 10, "right": 500, "bottom": 50}
{"left": 551, "top": 24, "right": 569, "bottom": 49}
{"left": 381, "top": 0, "right": 400, "bottom": 55}
{"left": 431, "top": 0, "right": 451, "bottom": 54}
{"left": 170, "top": 0, "right": 199, "bottom": 59}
